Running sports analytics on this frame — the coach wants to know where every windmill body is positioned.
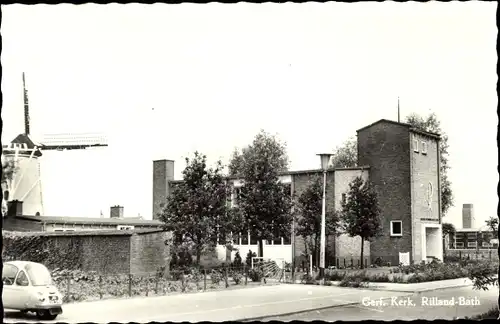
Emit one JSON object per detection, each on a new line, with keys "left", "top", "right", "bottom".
{"left": 2, "top": 73, "right": 108, "bottom": 217}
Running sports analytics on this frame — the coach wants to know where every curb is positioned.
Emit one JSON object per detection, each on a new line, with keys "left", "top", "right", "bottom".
{"left": 235, "top": 281, "right": 476, "bottom": 321}
{"left": 286, "top": 278, "right": 475, "bottom": 293}
{"left": 235, "top": 295, "right": 401, "bottom": 322}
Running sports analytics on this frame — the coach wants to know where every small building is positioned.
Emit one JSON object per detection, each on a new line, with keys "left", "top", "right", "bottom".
{"left": 2, "top": 201, "right": 163, "bottom": 232}
{"left": 449, "top": 228, "right": 497, "bottom": 250}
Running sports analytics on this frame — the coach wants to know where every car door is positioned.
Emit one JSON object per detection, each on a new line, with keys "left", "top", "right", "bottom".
{"left": 11, "top": 269, "right": 31, "bottom": 309}
{"left": 2, "top": 264, "right": 19, "bottom": 309}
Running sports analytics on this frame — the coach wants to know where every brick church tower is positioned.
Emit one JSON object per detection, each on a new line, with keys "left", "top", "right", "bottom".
{"left": 357, "top": 119, "right": 442, "bottom": 265}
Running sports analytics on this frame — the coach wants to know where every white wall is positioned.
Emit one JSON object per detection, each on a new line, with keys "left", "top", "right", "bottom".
{"left": 216, "top": 243, "right": 292, "bottom": 265}
{"left": 5, "top": 153, "right": 43, "bottom": 216}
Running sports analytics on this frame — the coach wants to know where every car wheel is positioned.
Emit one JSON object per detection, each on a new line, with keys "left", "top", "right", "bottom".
{"left": 36, "top": 310, "right": 58, "bottom": 320}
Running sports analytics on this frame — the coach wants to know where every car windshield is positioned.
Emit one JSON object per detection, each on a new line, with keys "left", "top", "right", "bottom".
{"left": 25, "top": 263, "right": 52, "bottom": 286}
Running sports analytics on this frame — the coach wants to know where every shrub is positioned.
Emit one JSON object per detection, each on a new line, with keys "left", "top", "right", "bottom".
{"left": 467, "top": 261, "right": 498, "bottom": 290}
{"left": 368, "top": 273, "right": 390, "bottom": 283}
{"left": 248, "top": 268, "right": 264, "bottom": 282}
{"left": 211, "top": 270, "right": 223, "bottom": 284}
{"left": 245, "top": 250, "right": 257, "bottom": 267}
{"left": 233, "top": 252, "right": 243, "bottom": 269}
{"left": 3, "top": 231, "right": 83, "bottom": 270}
{"left": 339, "top": 275, "right": 368, "bottom": 288}
{"left": 232, "top": 272, "right": 243, "bottom": 285}
{"left": 373, "top": 257, "right": 384, "bottom": 267}
{"left": 301, "top": 273, "right": 315, "bottom": 284}
{"left": 324, "top": 271, "right": 347, "bottom": 281}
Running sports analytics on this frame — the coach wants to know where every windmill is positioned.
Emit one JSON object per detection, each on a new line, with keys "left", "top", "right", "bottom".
{"left": 2, "top": 72, "right": 108, "bottom": 216}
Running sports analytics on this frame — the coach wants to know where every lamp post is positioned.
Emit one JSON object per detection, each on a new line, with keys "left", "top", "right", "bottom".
{"left": 317, "top": 153, "right": 332, "bottom": 281}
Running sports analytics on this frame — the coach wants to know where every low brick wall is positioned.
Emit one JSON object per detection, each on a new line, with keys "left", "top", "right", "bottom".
{"left": 3, "top": 229, "right": 171, "bottom": 275}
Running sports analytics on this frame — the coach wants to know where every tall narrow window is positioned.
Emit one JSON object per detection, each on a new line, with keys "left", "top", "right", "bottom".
{"left": 421, "top": 141, "right": 428, "bottom": 155}
{"left": 413, "top": 138, "right": 419, "bottom": 153}
{"left": 241, "top": 231, "right": 249, "bottom": 245}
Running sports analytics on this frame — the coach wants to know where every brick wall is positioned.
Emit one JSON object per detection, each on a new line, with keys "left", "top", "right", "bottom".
{"left": 357, "top": 121, "right": 413, "bottom": 266}
{"left": 79, "top": 235, "right": 131, "bottom": 274}
{"left": 152, "top": 160, "right": 175, "bottom": 220}
{"left": 2, "top": 216, "right": 43, "bottom": 231}
{"left": 130, "top": 230, "right": 171, "bottom": 275}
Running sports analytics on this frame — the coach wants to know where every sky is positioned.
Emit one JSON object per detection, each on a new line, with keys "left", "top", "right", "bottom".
{"left": 1, "top": 2, "right": 497, "bottom": 227}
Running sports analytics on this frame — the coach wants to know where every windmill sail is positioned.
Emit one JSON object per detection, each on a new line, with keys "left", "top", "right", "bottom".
{"left": 23, "top": 72, "right": 30, "bottom": 135}
{"left": 40, "top": 133, "right": 108, "bottom": 150}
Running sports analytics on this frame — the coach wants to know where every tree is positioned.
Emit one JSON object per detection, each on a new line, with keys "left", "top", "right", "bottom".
{"left": 330, "top": 137, "right": 358, "bottom": 168}
{"left": 405, "top": 113, "right": 453, "bottom": 216}
{"left": 340, "top": 176, "right": 382, "bottom": 268}
{"left": 294, "top": 175, "right": 340, "bottom": 267}
{"left": 1, "top": 157, "right": 18, "bottom": 217}
{"left": 159, "top": 152, "right": 231, "bottom": 265}
{"left": 227, "top": 131, "right": 289, "bottom": 177}
{"left": 228, "top": 130, "right": 293, "bottom": 257}
{"left": 442, "top": 222, "right": 456, "bottom": 253}
{"left": 227, "top": 148, "right": 245, "bottom": 177}
{"left": 485, "top": 216, "right": 499, "bottom": 239}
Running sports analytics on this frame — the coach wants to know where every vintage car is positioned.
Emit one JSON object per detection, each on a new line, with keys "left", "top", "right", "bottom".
{"left": 2, "top": 261, "right": 63, "bottom": 320}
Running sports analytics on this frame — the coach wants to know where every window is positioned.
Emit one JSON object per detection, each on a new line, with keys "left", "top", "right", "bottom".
{"left": 468, "top": 241, "right": 477, "bottom": 248}
{"left": 250, "top": 234, "right": 258, "bottom": 245}
{"left": 455, "top": 242, "right": 464, "bottom": 248}
{"left": 283, "top": 235, "right": 291, "bottom": 245}
{"left": 241, "top": 231, "right": 249, "bottom": 245}
{"left": 421, "top": 141, "right": 428, "bottom": 155}
{"left": 2, "top": 264, "right": 19, "bottom": 286}
{"left": 232, "top": 187, "right": 242, "bottom": 207}
{"left": 117, "top": 225, "right": 134, "bottom": 230}
{"left": 482, "top": 241, "right": 491, "bottom": 248}
{"left": 218, "top": 232, "right": 226, "bottom": 245}
{"left": 390, "top": 221, "right": 403, "bottom": 236}
{"left": 413, "top": 138, "right": 419, "bottom": 153}
{"left": 26, "top": 263, "right": 52, "bottom": 286}
{"left": 341, "top": 193, "right": 347, "bottom": 205}
{"left": 16, "top": 271, "right": 29, "bottom": 286}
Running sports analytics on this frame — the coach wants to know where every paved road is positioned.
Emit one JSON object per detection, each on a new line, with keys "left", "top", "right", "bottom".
{"left": 259, "top": 286, "right": 499, "bottom": 321}
{"left": 3, "top": 284, "right": 497, "bottom": 322}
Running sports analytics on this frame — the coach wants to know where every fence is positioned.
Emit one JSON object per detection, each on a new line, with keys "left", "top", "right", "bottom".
{"left": 51, "top": 264, "right": 281, "bottom": 303}
{"left": 445, "top": 249, "right": 498, "bottom": 261}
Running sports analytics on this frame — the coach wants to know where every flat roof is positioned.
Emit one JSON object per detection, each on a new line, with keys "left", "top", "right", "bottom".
{"left": 13, "top": 215, "right": 163, "bottom": 226}
{"left": 170, "top": 166, "right": 370, "bottom": 183}
{"left": 3, "top": 228, "right": 165, "bottom": 236}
